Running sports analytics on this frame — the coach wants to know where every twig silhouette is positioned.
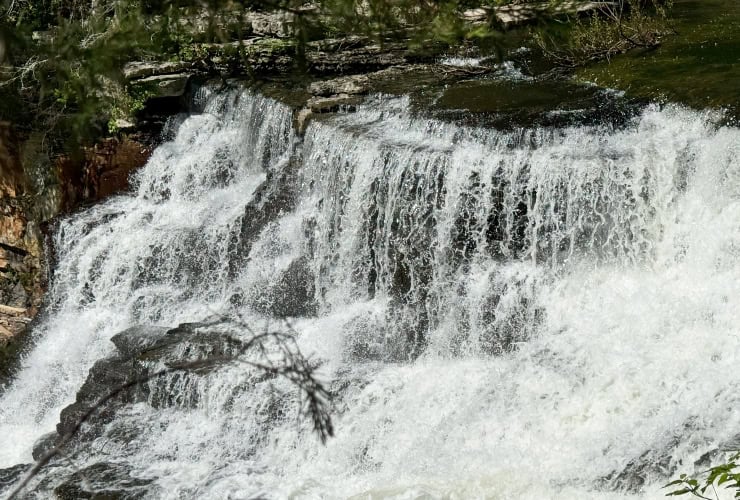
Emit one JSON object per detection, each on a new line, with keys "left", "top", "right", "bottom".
{"left": 6, "top": 319, "right": 333, "bottom": 499}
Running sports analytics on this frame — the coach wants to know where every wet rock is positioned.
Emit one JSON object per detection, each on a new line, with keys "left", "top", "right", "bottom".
{"left": 342, "top": 307, "right": 390, "bottom": 361}
{"left": 57, "top": 355, "right": 144, "bottom": 439}
{"left": 228, "top": 156, "right": 302, "bottom": 276}
{"left": 136, "top": 323, "right": 247, "bottom": 410}
{"left": 53, "top": 461, "right": 153, "bottom": 500}
{"left": 606, "top": 449, "right": 677, "bottom": 492}
{"left": 294, "top": 107, "right": 313, "bottom": 135}
{"left": 600, "top": 436, "right": 680, "bottom": 493}
{"left": 54, "top": 327, "right": 172, "bottom": 440}
{"left": 307, "top": 94, "right": 363, "bottom": 113}
{"left": 137, "top": 322, "right": 244, "bottom": 366}
{"left": 32, "top": 431, "right": 59, "bottom": 461}
{"left": 692, "top": 433, "right": 740, "bottom": 469}
{"left": 56, "top": 323, "right": 242, "bottom": 444}
{"left": 110, "top": 325, "right": 170, "bottom": 359}
{"left": 251, "top": 256, "right": 318, "bottom": 318}
{"left": 0, "top": 463, "right": 31, "bottom": 492}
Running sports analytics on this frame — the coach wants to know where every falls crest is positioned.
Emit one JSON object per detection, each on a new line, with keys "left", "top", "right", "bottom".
{"left": 300, "top": 96, "right": 723, "bottom": 357}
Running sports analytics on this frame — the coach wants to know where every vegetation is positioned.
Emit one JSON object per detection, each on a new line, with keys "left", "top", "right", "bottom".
{"left": 0, "top": 0, "right": 675, "bottom": 149}
{"left": 534, "top": 0, "right": 674, "bottom": 68}
{"left": 665, "top": 452, "right": 740, "bottom": 499}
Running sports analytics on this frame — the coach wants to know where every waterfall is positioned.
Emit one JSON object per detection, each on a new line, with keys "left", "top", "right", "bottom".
{"left": 1, "top": 84, "right": 739, "bottom": 499}
{"left": 0, "top": 87, "right": 295, "bottom": 468}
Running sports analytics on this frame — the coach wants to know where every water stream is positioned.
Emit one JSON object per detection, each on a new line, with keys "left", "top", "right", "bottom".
{"left": 1, "top": 82, "right": 739, "bottom": 498}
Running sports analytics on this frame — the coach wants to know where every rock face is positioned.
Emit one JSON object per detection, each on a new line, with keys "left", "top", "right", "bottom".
{"left": 0, "top": 464, "right": 31, "bottom": 492}
{"left": 54, "top": 462, "right": 154, "bottom": 500}
{"left": 600, "top": 444, "right": 678, "bottom": 493}
{"left": 55, "top": 323, "right": 242, "bottom": 443}
{"left": 249, "top": 256, "right": 319, "bottom": 318}
{"left": 131, "top": 73, "right": 192, "bottom": 99}
{"left": 0, "top": 125, "right": 153, "bottom": 364}
{"left": 0, "top": 122, "right": 42, "bottom": 363}
{"left": 56, "top": 136, "right": 152, "bottom": 209}
{"left": 122, "top": 61, "right": 191, "bottom": 80}
{"left": 246, "top": 10, "right": 295, "bottom": 37}
{"left": 0, "top": 321, "right": 292, "bottom": 497}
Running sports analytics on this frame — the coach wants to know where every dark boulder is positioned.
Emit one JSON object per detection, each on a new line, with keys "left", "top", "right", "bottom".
{"left": 110, "top": 325, "right": 170, "bottom": 359}
{"left": 0, "top": 463, "right": 32, "bottom": 494}
{"left": 32, "top": 431, "right": 59, "bottom": 461}
{"left": 53, "top": 462, "right": 154, "bottom": 500}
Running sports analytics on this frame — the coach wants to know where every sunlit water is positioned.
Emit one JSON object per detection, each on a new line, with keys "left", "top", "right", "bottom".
{"left": 1, "top": 85, "right": 739, "bottom": 499}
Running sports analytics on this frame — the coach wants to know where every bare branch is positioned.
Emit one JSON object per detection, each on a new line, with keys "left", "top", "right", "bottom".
{"left": 6, "top": 320, "right": 333, "bottom": 499}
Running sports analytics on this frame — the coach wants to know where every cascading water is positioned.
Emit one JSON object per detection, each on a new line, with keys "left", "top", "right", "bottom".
{"left": 1, "top": 81, "right": 739, "bottom": 499}
{"left": 0, "top": 87, "right": 295, "bottom": 469}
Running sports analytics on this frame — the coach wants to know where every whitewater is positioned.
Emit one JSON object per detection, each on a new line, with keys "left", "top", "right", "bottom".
{"left": 1, "top": 84, "right": 739, "bottom": 499}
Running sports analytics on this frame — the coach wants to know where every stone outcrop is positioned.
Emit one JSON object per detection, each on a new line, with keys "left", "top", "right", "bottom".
{"left": 131, "top": 73, "right": 192, "bottom": 99}
{"left": 0, "top": 125, "right": 154, "bottom": 361}
{"left": 246, "top": 10, "right": 296, "bottom": 38}
{"left": 53, "top": 461, "right": 154, "bottom": 499}
{"left": 248, "top": 256, "right": 319, "bottom": 318}
{"left": 122, "top": 61, "right": 191, "bottom": 80}
{"left": 0, "top": 124, "right": 42, "bottom": 337}
{"left": 48, "top": 323, "right": 239, "bottom": 447}
{"left": 463, "top": 1, "right": 618, "bottom": 27}
{"left": 56, "top": 136, "right": 152, "bottom": 210}
{"left": 0, "top": 320, "right": 303, "bottom": 497}
{"left": 0, "top": 464, "right": 31, "bottom": 492}
{"left": 294, "top": 63, "right": 493, "bottom": 133}
{"left": 0, "top": 123, "right": 44, "bottom": 382}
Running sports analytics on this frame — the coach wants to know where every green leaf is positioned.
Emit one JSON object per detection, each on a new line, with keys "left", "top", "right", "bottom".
{"left": 664, "top": 479, "right": 685, "bottom": 487}
{"left": 666, "top": 488, "right": 691, "bottom": 496}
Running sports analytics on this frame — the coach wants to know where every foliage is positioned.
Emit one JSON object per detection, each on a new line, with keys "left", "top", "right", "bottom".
{"left": 1, "top": 0, "right": 511, "bottom": 147}
{"left": 2, "top": 0, "right": 170, "bottom": 144}
{"left": 665, "top": 452, "right": 740, "bottom": 499}
{"left": 107, "top": 83, "right": 153, "bottom": 132}
{"left": 534, "top": 0, "right": 674, "bottom": 68}
{"left": 0, "top": 0, "right": 676, "bottom": 148}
